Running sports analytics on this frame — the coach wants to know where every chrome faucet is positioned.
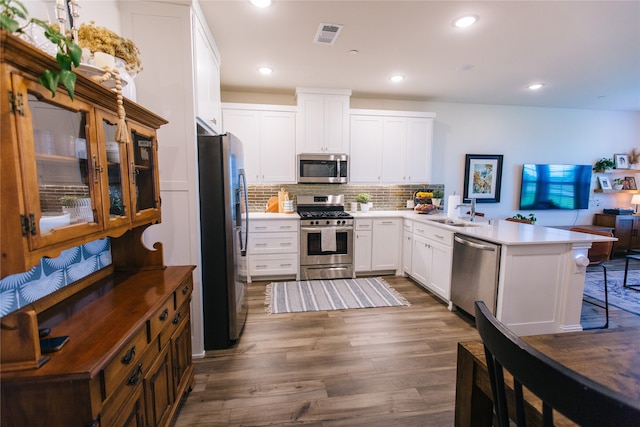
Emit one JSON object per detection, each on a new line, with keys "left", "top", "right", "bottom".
{"left": 457, "top": 198, "right": 477, "bottom": 221}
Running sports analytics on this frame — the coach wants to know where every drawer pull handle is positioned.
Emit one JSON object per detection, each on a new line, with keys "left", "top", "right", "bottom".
{"left": 121, "top": 345, "right": 136, "bottom": 365}
{"left": 256, "top": 243, "right": 267, "bottom": 246}
{"left": 280, "top": 263, "right": 292, "bottom": 267}
{"left": 159, "top": 308, "right": 169, "bottom": 321}
{"left": 182, "top": 285, "right": 190, "bottom": 295}
{"left": 280, "top": 243, "right": 291, "bottom": 246}
{"left": 434, "top": 234, "right": 444, "bottom": 239}
{"left": 172, "top": 311, "right": 182, "bottom": 325}
{"left": 126, "top": 363, "right": 143, "bottom": 386}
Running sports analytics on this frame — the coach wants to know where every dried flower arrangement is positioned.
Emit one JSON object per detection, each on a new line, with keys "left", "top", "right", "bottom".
{"left": 77, "top": 22, "right": 142, "bottom": 75}
{"left": 629, "top": 148, "right": 640, "bottom": 165}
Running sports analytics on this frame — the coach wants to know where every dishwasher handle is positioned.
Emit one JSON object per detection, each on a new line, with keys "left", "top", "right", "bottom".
{"left": 454, "top": 235, "right": 497, "bottom": 251}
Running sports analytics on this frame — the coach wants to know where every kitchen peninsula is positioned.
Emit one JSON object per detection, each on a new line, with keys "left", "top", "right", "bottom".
{"left": 250, "top": 210, "right": 616, "bottom": 336}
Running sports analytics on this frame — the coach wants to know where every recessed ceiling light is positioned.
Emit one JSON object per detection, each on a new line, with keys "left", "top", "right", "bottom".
{"left": 390, "top": 75, "right": 404, "bottom": 82}
{"left": 258, "top": 67, "right": 273, "bottom": 75}
{"left": 528, "top": 83, "right": 544, "bottom": 90}
{"left": 349, "top": 49, "right": 359, "bottom": 55}
{"left": 250, "top": 0, "right": 272, "bottom": 7}
{"left": 453, "top": 15, "right": 478, "bottom": 28}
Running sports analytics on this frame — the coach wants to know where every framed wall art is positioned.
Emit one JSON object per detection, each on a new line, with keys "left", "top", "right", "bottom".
{"left": 597, "top": 175, "right": 612, "bottom": 190}
{"left": 463, "top": 154, "right": 504, "bottom": 203}
{"left": 625, "top": 176, "right": 637, "bottom": 190}
{"left": 614, "top": 153, "right": 629, "bottom": 169}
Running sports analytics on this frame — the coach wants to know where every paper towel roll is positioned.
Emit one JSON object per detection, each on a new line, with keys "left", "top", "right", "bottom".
{"left": 447, "top": 195, "right": 461, "bottom": 218}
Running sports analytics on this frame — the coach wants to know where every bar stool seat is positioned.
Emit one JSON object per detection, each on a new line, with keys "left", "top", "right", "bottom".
{"left": 623, "top": 253, "right": 640, "bottom": 291}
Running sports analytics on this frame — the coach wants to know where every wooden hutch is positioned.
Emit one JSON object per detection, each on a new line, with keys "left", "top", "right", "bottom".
{"left": 0, "top": 31, "right": 194, "bottom": 426}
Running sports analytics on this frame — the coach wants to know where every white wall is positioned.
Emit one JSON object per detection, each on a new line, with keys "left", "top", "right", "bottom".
{"left": 23, "top": 0, "right": 121, "bottom": 32}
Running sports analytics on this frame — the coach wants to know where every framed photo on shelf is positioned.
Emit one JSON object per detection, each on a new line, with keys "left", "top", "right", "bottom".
{"left": 598, "top": 175, "right": 612, "bottom": 190}
{"left": 463, "top": 154, "right": 503, "bottom": 203}
{"left": 625, "top": 176, "right": 637, "bottom": 190}
{"left": 614, "top": 153, "right": 630, "bottom": 169}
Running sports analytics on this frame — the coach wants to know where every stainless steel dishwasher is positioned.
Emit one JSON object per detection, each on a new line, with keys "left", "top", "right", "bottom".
{"left": 451, "top": 234, "right": 501, "bottom": 316}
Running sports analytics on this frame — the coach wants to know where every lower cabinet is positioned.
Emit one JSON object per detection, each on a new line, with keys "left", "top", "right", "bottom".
{"left": 248, "top": 218, "right": 299, "bottom": 280}
{"left": 0, "top": 266, "right": 195, "bottom": 427}
{"left": 355, "top": 218, "right": 401, "bottom": 274}
{"left": 593, "top": 213, "right": 640, "bottom": 254}
{"left": 407, "top": 221, "right": 453, "bottom": 303}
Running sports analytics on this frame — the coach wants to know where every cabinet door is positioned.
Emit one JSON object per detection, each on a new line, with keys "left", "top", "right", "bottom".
{"left": 427, "top": 239, "right": 452, "bottom": 300}
{"left": 107, "top": 385, "right": 146, "bottom": 427}
{"left": 381, "top": 117, "right": 407, "bottom": 183}
{"left": 144, "top": 343, "right": 174, "bottom": 427}
{"left": 194, "top": 14, "right": 221, "bottom": 133}
{"left": 354, "top": 230, "right": 372, "bottom": 272}
{"left": 127, "top": 121, "right": 161, "bottom": 226}
{"left": 222, "top": 109, "right": 261, "bottom": 182}
{"left": 372, "top": 219, "right": 401, "bottom": 270}
{"left": 324, "top": 95, "right": 349, "bottom": 153}
{"left": 403, "top": 230, "right": 413, "bottom": 274}
{"left": 171, "top": 314, "right": 193, "bottom": 396}
{"left": 12, "top": 74, "right": 102, "bottom": 249}
{"left": 95, "top": 109, "right": 132, "bottom": 230}
{"left": 406, "top": 118, "right": 433, "bottom": 183}
{"left": 411, "top": 234, "right": 431, "bottom": 285}
{"left": 350, "top": 115, "right": 383, "bottom": 183}
{"left": 260, "top": 111, "right": 296, "bottom": 183}
{"left": 297, "top": 94, "right": 325, "bottom": 153}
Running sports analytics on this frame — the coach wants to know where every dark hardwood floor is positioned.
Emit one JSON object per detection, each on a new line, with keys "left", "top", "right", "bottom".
{"left": 173, "top": 274, "right": 640, "bottom": 426}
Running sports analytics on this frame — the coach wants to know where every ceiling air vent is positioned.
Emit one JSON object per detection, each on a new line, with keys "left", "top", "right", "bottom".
{"left": 313, "top": 23, "right": 343, "bottom": 45}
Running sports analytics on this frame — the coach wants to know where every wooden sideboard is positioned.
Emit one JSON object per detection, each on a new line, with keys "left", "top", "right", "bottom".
{"left": 594, "top": 213, "right": 640, "bottom": 254}
{"left": 1, "top": 266, "right": 195, "bottom": 427}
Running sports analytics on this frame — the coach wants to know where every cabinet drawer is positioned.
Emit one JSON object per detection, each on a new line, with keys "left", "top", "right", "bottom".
{"left": 413, "top": 223, "right": 453, "bottom": 246}
{"left": 175, "top": 276, "right": 193, "bottom": 313}
{"left": 250, "top": 219, "right": 298, "bottom": 233}
{"left": 403, "top": 219, "right": 413, "bottom": 232}
{"left": 148, "top": 296, "right": 176, "bottom": 348}
{"left": 249, "top": 253, "right": 298, "bottom": 275}
{"left": 102, "top": 325, "right": 149, "bottom": 399}
{"left": 356, "top": 219, "right": 373, "bottom": 230}
{"left": 249, "top": 232, "right": 298, "bottom": 254}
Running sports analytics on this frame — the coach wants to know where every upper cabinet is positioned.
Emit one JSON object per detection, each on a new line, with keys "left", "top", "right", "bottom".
{"left": 1, "top": 31, "right": 166, "bottom": 278}
{"left": 350, "top": 109, "right": 435, "bottom": 184}
{"left": 296, "top": 87, "right": 351, "bottom": 154}
{"left": 193, "top": 12, "right": 222, "bottom": 134}
{"left": 222, "top": 103, "right": 297, "bottom": 184}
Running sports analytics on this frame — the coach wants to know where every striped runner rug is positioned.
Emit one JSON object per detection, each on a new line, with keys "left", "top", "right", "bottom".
{"left": 265, "top": 277, "right": 410, "bottom": 314}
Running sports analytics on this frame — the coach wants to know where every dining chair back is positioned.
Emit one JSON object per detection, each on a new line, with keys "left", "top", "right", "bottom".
{"left": 570, "top": 227, "right": 614, "bottom": 329}
{"left": 474, "top": 300, "right": 640, "bottom": 427}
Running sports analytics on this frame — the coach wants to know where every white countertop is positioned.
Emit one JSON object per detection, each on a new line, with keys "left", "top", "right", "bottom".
{"left": 249, "top": 210, "right": 616, "bottom": 246}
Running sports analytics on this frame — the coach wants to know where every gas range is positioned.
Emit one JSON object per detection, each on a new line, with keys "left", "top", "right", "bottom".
{"left": 297, "top": 195, "right": 354, "bottom": 227}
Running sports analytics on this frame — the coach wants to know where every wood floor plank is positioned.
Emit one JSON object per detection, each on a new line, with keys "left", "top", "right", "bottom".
{"left": 174, "top": 275, "right": 640, "bottom": 426}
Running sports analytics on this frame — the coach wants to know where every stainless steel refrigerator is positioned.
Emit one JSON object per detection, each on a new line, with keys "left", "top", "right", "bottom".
{"left": 197, "top": 131, "right": 249, "bottom": 350}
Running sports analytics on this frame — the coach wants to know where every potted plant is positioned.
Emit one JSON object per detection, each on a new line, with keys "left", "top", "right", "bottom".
{"left": 356, "top": 193, "right": 371, "bottom": 212}
{"left": 60, "top": 195, "right": 78, "bottom": 219}
{"left": 629, "top": 148, "right": 640, "bottom": 169}
{"left": 593, "top": 158, "right": 615, "bottom": 172}
{"left": 612, "top": 178, "right": 624, "bottom": 190}
{"left": 511, "top": 213, "right": 537, "bottom": 224}
{"left": 431, "top": 188, "right": 444, "bottom": 207}
{"left": 77, "top": 22, "right": 143, "bottom": 76}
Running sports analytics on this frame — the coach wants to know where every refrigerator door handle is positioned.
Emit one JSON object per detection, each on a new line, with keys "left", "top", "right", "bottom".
{"left": 240, "top": 171, "right": 248, "bottom": 256}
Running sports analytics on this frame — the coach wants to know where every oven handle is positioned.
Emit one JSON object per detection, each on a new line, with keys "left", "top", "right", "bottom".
{"left": 301, "top": 226, "right": 353, "bottom": 233}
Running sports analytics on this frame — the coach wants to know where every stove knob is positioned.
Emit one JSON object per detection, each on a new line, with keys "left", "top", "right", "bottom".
{"left": 326, "top": 220, "right": 330, "bottom": 225}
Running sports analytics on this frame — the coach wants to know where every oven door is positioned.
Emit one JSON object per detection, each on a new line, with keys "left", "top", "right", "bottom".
{"left": 300, "top": 225, "right": 353, "bottom": 266}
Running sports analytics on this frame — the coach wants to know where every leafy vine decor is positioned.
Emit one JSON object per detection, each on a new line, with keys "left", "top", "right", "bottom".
{"left": 0, "top": 0, "right": 81, "bottom": 99}
{"left": 92, "top": 67, "right": 130, "bottom": 143}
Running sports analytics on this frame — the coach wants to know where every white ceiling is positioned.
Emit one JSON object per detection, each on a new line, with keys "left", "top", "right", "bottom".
{"left": 200, "top": 0, "right": 640, "bottom": 112}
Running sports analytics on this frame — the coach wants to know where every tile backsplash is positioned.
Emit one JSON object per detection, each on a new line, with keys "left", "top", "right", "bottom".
{"left": 248, "top": 183, "right": 444, "bottom": 212}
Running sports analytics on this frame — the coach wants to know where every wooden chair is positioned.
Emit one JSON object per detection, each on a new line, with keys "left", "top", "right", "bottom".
{"left": 474, "top": 300, "right": 640, "bottom": 427}
{"left": 570, "top": 227, "right": 614, "bottom": 329}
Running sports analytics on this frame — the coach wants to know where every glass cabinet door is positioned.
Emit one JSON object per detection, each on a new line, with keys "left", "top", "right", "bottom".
{"left": 13, "top": 75, "right": 101, "bottom": 249}
{"left": 95, "top": 109, "right": 131, "bottom": 229}
{"left": 127, "top": 121, "right": 161, "bottom": 225}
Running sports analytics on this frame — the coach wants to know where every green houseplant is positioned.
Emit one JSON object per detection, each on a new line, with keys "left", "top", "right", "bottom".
{"left": 356, "top": 193, "right": 371, "bottom": 212}
{"left": 593, "top": 158, "right": 615, "bottom": 172}
{"left": 512, "top": 213, "right": 537, "bottom": 224}
{"left": 1, "top": 0, "right": 81, "bottom": 99}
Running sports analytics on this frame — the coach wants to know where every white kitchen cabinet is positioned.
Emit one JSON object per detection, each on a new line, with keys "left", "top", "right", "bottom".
{"left": 371, "top": 219, "right": 401, "bottom": 271}
{"left": 350, "top": 110, "right": 435, "bottom": 184}
{"left": 296, "top": 88, "right": 351, "bottom": 154}
{"left": 409, "top": 221, "right": 453, "bottom": 303}
{"left": 402, "top": 219, "right": 413, "bottom": 274}
{"left": 248, "top": 218, "right": 299, "bottom": 281}
{"left": 222, "top": 104, "right": 296, "bottom": 184}
{"left": 194, "top": 13, "right": 221, "bottom": 134}
{"left": 354, "top": 219, "right": 373, "bottom": 272}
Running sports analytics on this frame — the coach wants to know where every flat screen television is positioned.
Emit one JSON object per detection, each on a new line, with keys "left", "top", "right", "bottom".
{"left": 519, "top": 164, "right": 592, "bottom": 210}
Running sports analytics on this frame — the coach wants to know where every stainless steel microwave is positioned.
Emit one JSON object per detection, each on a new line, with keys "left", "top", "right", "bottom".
{"left": 297, "top": 154, "right": 348, "bottom": 184}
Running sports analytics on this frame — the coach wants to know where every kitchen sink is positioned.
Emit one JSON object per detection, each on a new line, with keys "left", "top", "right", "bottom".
{"left": 427, "top": 218, "right": 482, "bottom": 227}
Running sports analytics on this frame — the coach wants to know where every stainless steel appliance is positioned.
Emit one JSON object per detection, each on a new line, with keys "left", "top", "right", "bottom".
{"left": 297, "top": 153, "right": 348, "bottom": 184}
{"left": 451, "top": 234, "right": 501, "bottom": 316}
{"left": 298, "top": 195, "right": 354, "bottom": 279}
{"left": 197, "top": 131, "right": 249, "bottom": 350}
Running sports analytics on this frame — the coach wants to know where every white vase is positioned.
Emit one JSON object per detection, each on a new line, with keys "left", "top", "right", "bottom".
{"left": 360, "top": 203, "right": 370, "bottom": 212}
